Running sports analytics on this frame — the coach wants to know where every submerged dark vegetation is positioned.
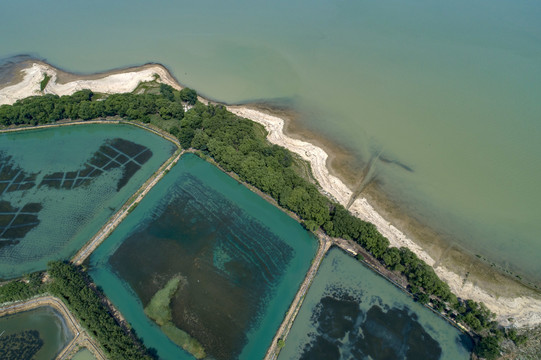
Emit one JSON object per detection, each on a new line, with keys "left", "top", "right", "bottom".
{"left": 0, "top": 82, "right": 526, "bottom": 359}
{"left": 0, "top": 329, "right": 44, "bottom": 360}
{"left": 302, "top": 292, "right": 444, "bottom": 360}
{"left": 108, "top": 169, "right": 297, "bottom": 360}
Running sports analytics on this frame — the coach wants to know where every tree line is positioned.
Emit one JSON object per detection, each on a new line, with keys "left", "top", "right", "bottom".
{"left": 0, "top": 82, "right": 525, "bottom": 358}
{"left": 0, "top": 85, "right": 196, "bottom": 126}
{"left": 48, "top": 261, "right": 154, "bottom": 360}
{"left": 172, "top": 100, "right": 510, "bottom": 357}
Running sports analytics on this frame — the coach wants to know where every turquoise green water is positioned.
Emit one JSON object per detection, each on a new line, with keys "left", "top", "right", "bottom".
{"left": 72, "top": 348, "right": 97, "bottom": 360}
{"left": 0, "top": 306, "right": 73, "bottom": 360}
{"left": 0, "top": 124, "right": 175, "bottom": 279}
{"left": 89, "top": 154, "right": 317, "bottom": 359}
{"left": 279, "top": 248, "right": 472, "bottom": 360}
{"left": 1, "top": 1, "right": 540, "bottom": 280}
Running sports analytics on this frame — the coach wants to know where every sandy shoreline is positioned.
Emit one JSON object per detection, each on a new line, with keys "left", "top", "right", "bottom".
{"left": 1, "top": 61, "right": 540, "bottom": 328}
{"left": 228, "top": 107, "right": 541, "bottom": 328}
{"left": 0, "top": 62, "right": 180, "bottom": 105}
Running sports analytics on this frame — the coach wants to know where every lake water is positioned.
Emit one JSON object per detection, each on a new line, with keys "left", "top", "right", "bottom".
{"left": 89, "top": 153, "right": 317, "bottom": 360}
{"left": 279, "top": 248, "right": 472, "bottom": 360}
{"left": 1, "top": 1, "right": 540, "bottom": 282}
{"left": 0, "top": 124, "right": 175, "bottom": 279}
{"left": 0, "top": 306, "right": 73, "bottom": 360}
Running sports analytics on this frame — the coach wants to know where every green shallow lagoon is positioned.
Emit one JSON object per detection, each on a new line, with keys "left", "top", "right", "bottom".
{"left": 0, "top": 124, "right": 176, "bottom": 279}
{"left": 0, "top": 306, "right": 73, "bottom": 360}
{"left": 89, "top": 153, "right": 317, "bottom": 360}
{"left": 279, "top": 248, "right": 472, "bottom": 360}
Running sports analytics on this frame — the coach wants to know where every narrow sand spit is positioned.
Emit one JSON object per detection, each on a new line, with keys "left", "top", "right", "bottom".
{"left": 1, "top": 62, "right": 540, "bottom": 328}
{"left": 0, "top": 62, "right": 179, "bottom": 105}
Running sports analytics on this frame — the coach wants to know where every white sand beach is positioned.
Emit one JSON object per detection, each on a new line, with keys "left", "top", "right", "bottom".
{"left": 0, "top": 62, "right": 179, "bottom": 105}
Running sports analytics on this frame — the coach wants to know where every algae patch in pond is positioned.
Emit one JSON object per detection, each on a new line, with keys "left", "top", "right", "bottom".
{"left": 0, "top": 124, "right": 175, "bottom": 278}
{"left": 144, "top": 275, "right": 206, "bottom": 359}
{"left": 89, "top": 153, "right": 317, "bottom": 360}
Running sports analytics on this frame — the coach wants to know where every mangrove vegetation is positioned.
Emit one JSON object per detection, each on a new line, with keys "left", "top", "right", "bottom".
{"left": 47, "top": 261, "right": 154, "bottom": 360}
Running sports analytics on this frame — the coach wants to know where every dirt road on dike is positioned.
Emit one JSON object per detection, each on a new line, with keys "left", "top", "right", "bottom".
{"left": 71, "top": 148, "right": 184, "bottom": 266}
{"left": 264, "top": 233, "right": 332, "bottom": 360}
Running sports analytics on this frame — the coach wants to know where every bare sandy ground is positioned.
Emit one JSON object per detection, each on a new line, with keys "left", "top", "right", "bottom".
{"left": 0, "top": 62, "right": 179, "bottom": 105}
{"left": 1, "top": 61, "right": 540, "bottom": 328}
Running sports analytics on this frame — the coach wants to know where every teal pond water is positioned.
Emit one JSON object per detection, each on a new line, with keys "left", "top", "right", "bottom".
{"left": 89, "top": 153, "right": 317, "bottom": 360}
{"left": 0, "top": 124, "right": 176, "bottom": 279}
{"left": 72, "top": 348, "right": 97, "bottom": 360}
{"left": 2, "top": 0, "right": 540, "bottom": 282}
{"left": 0, "top": 306, "right": 73, "bottom": 360}
{"left": 279, "top": 248, "right": 472, "bottom": 360}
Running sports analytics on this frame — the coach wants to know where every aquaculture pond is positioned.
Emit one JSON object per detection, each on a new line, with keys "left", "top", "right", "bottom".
{"left": 0, "top": 123, "right": 176, "bottom": 279}
{"left": 89, "top": 153, "right": 317, "bottom": 360}
{"left": 0, "top": 306, "right": 73, "bottom": 360}
{"left": 279, "top": 248, "right": 472, "bottom": 360}
{"left": 71, "top": 348, "right": 97, "bottom": 360}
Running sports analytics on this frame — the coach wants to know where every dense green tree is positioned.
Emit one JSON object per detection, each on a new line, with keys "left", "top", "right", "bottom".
{"left": 78, "top": 101, "right": 96, "bottom": 120}
{"left": 171, "top": 102, "right": 185, "bottom": 118}
{"left": 179, "top": 88, "right": 198, "bottom": 105}
{"left": 70, "top": 89, "right": 94, "bottom": 103}
{"left": 0, "top": 273, "right": 45, "bottom": 303}
{"left": 382, "top": 247, "right": 401, "bottom": 268}
{"left": 159, "top": 84, "right": 175, "bottom": 101}
{"left": 416, "top": 292, "right": 430, "bottom": 304}
{"left": 474, "top": 336, "right": 500, "bottom": 360}
{"left": 48, "top": 261, "right": 153, "bottom": 360}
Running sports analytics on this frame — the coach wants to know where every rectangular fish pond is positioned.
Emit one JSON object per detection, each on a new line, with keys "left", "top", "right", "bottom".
{"left": 278, "top": 248, "right": 473, "bottom": 360}
{"left": 0, "top": 123, "right": 176, "bottom": 279}
{"left": 89, "top": 153, "right": 318, "bottom": 360}
{"left": 0, "top": 306, "right": 73, "bottom": 360}
{"left": 71, "top": 348, "right": 97, "bottom": 360}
